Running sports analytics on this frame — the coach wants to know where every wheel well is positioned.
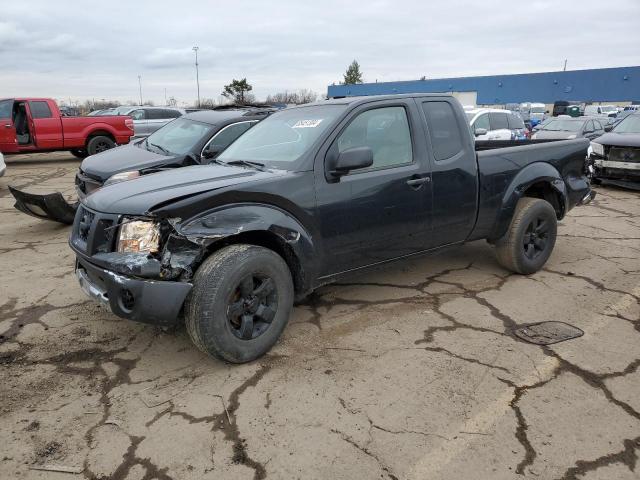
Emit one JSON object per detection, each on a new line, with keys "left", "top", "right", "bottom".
{"left": 522, "top": 181, "right": 564, "bottom": 218}
{"left": 206, "top": 231, "right": 305, "bottom": 294}
{"left": 85, "top": 130, "right": 115, "bottom": 147}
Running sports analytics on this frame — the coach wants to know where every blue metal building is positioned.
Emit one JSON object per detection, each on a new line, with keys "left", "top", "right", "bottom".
{"left": 327, "top": 66, "right": 640, "bottom": 105}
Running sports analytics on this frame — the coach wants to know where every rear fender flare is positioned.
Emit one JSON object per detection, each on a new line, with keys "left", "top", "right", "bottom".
{"left": 489, "top": 162, "right": 567, "bottom": 242}
{"left": 174, "top": 204, "right": 317, "bottom": 294}
{"left": 82, "top": 124, "right": 118, "bottom": 143}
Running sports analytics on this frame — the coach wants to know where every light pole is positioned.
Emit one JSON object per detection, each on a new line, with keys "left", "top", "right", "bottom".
{"left": 138, "top": 75, "right": 143, "bottom": 105}
{"left": 193, "top": 46, "right": 200, "bottom": 108}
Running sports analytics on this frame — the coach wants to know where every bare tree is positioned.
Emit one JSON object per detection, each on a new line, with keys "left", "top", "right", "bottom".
{"left": 265, "top": 89, "right": 318, "bottom": 105}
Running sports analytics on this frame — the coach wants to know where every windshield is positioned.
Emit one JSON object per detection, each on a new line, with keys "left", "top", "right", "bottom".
{"left": 144, "top": 118, "right": 213, "bottom": 155}
{"left": 600, "top": 105, "right": 617, "bottom": 113}
{"left": 218, "top": 104, "right": 346, "bottom": 168}
{"left": 613, "top": 115, "right": 640, "bottom": 134}
{"left": 530, "top": 107, "right": 545, "bottom": 113}
{"left": 542, "top": 119, "right": 584, "bottom": 132}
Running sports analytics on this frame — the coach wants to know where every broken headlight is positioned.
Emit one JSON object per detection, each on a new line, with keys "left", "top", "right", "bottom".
{"left": 104, "top": 170, "right": 140, "bottom": 187}
{"left": 117, "top": 220, "right": 160, "bottom": 254}
{"left": 590, "top": 142, "right": 604, "bottom": 157}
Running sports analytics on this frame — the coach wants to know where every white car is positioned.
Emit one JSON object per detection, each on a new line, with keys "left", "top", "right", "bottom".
{"left": 0, "top": 151, "right": 5, "bottom": 177}
{"left": 584, "top": 105, "right": 617, "bottom": 118}
{"left": 466, "top": 108, "right": 527, "bottom": 140}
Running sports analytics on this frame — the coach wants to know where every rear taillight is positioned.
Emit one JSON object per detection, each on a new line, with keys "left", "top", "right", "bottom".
{"left": 125, "top": 118, "right": 134, "bottom": 131}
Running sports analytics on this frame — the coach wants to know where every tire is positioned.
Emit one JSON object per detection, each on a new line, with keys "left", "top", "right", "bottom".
{"left": 86, "top": 136, "right": 115, "bottom": 156}
{"left": 185, "top": 244, "right": 294, "bottom": 363}
{"left": 70, "top": 149, "right": 87, "bottom": 159}
{"left": 495, "top": 197, "right": 557, "bottom": 275}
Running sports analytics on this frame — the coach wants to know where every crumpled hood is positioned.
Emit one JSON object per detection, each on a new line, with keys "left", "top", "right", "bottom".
{"left": 83, "top": 164, "right": 281, "bottom": 215}
{"left": 593, "top": 132, "right": 640, "bottom": 148}
{"left": 80, "top": 142, "right": 177, "bottom": 180}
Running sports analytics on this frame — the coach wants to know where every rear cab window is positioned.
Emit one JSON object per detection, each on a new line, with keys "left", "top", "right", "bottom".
{"left": 489, "top": 112, "right": 509, "bottom": 130}
{"left": 422, "top": 101, "right": 464, "bottom": 160}
{"left": 29, "top": 101, "right": 53, "bottom": 119}
{"left": 507, "top": 114, "right": 525, "bottom": 130}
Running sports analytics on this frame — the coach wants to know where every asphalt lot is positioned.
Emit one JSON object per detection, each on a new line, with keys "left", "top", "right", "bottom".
{"left": 1, "top": 151, "right": 639, "bottom": 480}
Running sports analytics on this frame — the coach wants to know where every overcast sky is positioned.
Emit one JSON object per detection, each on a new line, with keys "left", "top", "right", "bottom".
{"left": 1, "top": 0, "right": 639, "bottom": 106}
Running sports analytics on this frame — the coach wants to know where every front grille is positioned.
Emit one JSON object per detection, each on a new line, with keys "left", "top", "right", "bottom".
{"left": 609, "top": 147, "right": 640, "bottom": 164}
{"left": 71, "top": 205, "right": 120, "bottom": 255}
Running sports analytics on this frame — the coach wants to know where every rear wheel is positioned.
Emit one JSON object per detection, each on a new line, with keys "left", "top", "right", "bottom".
{"left": 495, "top": 197, "right": 557, "bottom": 274}
{"left": 86, "top": 136, "right": 115, "bottom": 156}
{"left": 70, "top": 149, "right": 87, "bottom": 159}
{"left": 185, "top": 244, "right": 294, "bottom": 363}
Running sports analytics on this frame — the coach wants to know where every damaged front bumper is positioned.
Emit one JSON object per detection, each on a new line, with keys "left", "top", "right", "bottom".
{"left": 75, "top": 256, "right": 192, "bottom": 327}
{"left": 9, "top": 187, "right": 78, "bottom": 224}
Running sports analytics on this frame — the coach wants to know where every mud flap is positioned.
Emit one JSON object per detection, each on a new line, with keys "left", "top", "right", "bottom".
{"left": 8, "top": 186, "right": 78, "bottom": 224}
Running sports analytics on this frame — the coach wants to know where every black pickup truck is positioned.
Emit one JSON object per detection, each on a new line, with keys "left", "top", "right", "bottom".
{"left": 70, "top": 94, "right": 594, "bottom": 363}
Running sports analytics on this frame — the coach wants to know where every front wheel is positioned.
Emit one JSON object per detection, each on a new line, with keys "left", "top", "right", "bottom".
{"left": 495, "top": 198, "right": 557, "bottom": 274}
{"left": 185, "top": 244, "right": 294, "bottom": 363}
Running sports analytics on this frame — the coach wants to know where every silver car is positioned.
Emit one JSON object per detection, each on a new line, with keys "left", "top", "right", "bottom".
{"left": 116, "top": 106, "right": 185, "bottom": 139}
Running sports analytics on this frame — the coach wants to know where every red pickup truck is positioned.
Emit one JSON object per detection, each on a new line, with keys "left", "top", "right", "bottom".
{"left": 0, "top": 98, "right": 133, "bottom": 157}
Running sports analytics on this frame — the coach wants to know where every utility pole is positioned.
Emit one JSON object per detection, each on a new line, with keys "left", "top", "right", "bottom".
{"left": 164, "top": 88, "right": 167, "bottom": 105}
{"left": 193, "top": 46, "right": 200, "bottom": 108}
{"left": 138, "top": 75, "right": 143, "bottom": 105}
{"left": 563, "top": 59, "right": 567, "bottom": 72}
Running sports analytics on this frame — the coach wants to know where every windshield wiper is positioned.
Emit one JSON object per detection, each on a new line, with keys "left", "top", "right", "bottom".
{"left": 149, "top": 142, "right": 172, "bottom": 156}
{"left": 223, "top": 160, "right": 266, "bottom": 171}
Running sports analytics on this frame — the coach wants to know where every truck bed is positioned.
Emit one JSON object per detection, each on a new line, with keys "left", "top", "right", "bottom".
{"left": 471, "top": 138, "right": 590, "bottom": 241}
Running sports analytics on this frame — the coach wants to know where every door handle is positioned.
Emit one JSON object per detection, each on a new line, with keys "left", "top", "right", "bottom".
{"left": 406, "top": 176, "right": 431, "bottom": 188}
{"left": 4, "top": 124, "right": 11, "bottom": 128}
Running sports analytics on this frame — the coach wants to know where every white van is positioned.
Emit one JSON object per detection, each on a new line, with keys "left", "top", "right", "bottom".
{"left": 584, "top": 105, "right": 617, "bottom": 118}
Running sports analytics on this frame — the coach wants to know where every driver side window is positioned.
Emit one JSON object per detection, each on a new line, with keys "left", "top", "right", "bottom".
{"left": 336, "top": 106, "right": 413, "bottom": 170}
{"left": 474, "top": 114, "right": 490, "bottom": 131}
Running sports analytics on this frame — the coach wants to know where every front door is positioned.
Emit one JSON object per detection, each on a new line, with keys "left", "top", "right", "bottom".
{"left": 315, "top": 100, "right": 433, "bottom": 276}
{"left": 0, "top": 99, "right": 19, "bottom": 153}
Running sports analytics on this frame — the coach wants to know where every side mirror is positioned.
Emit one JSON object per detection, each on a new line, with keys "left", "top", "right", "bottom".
{"left": 545, "top": 110, "right": 550, "bottom": 114}
{"left": 330, "top": 146, "right": 373, "bottom": 177}
{"left": 474, "top": 128, "right": 488, "bottom": 137}
{"left": 604, "top": 125, "right": 613, "bottom": 132}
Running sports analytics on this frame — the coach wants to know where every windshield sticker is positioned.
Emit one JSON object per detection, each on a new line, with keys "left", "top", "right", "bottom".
{"left": 292, "top": 119, "right": 323, "bottom": 129}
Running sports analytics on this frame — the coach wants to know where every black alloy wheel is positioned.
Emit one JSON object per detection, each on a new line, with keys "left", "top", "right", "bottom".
{"left": 227, "top": 274, "right": 278, "bottom": 340}
{"left": 523, "top": 217, "right": 550, "bottom": 260}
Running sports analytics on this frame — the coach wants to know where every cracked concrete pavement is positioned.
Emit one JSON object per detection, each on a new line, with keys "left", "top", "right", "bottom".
{"left": 1, "top": 152, "right": 639, "bottom": 479}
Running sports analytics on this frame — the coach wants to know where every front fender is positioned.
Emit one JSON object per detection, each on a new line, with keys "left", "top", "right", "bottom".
{"left": 489, "top": 162, "right": 567, "bottom": 242}
{"left": 173, "top": 203, "right": 317, "bottom": 292}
